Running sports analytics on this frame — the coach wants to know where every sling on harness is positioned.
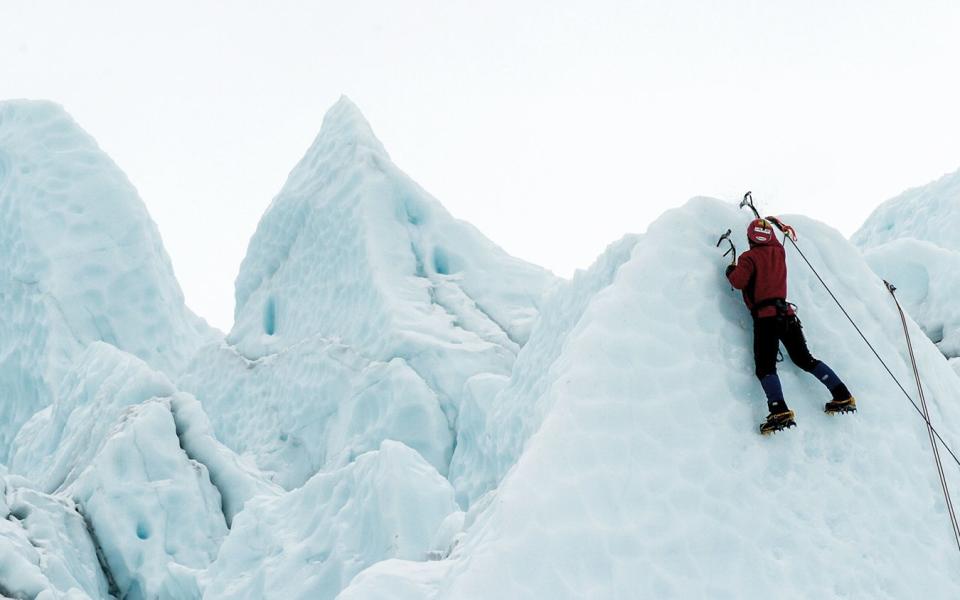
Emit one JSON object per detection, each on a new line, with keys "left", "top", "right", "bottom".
{"left": 751, "top": 298, "right": 790, "bottom": 320}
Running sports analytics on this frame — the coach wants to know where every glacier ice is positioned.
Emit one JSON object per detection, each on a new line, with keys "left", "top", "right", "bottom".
{"left": 201, "top": 441, "right": 458, "bottom": 600}
{"left": 181, "top": 336, "right": 453, "bottom": 490}
{"left": 4, "top": 96, "right": 960, "bottom": 599}
{"left": 341, "top": 198, "right": 960, "bottom": 598}
{"left": 66, "top": 397, "right": 227, "bottom": 599}
{"left": 0, "top": 96, "right": 559, "bottom": 599}
{"left": 11, "top": 341, "right": 278, "bottom": 524}
{"left": 853, "top": 166, "right": 960, "bottom": 251}
{"left": 0, "top": 100, "right": 217, "bottom": 461}
{"left": 10, "top": 342, "right": 179, "bottom": 491}
{"left": 450, "top": 233, "right": 640, "bottom": 506}
{"left": 180, "top": 96, "right": 555, "bottom": 488}
{"left": 167, "top": 393, "right": 282, "bottom": 526}
{"left": 862, "top": 239, "right": 960, "bottom": 359}
{"left": 335, "top": 559, "right": 451, "bottom": 600}
{"left": 7, "top": 342, "right": 280, "bottom": 598}
{"left": 854, "top": 165, "right": 960, "bottom": 359}
{"left": 221, "top": 96, "right": 555, "bottom": 405}
{"left": 0, "top": 476, "right": 110, "bottom": 599}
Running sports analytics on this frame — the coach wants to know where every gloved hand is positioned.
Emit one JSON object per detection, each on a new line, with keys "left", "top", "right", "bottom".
{"left": 725, "top": 263, "right": 736, "bottom": 277}
{"left": 766, "top": 216, "right": 797, "bottom": 242}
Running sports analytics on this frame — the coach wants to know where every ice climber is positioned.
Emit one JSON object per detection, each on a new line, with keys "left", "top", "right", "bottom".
{"left": 725, "top": 217, "right": 857, "bottom": 434}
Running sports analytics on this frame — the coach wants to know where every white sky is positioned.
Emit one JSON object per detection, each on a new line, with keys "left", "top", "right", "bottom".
{"left": 3, "top": 1, "right": 960, "bottom": 331}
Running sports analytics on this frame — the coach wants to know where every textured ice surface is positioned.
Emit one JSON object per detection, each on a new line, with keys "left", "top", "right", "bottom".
{"left": 863, "top": 239, "right": 960, "bottom": 358}
{"left": 202, "top": 441, "right": 458, "bottom": 600}
{"left": 181, "top": 338, "right": 452, "bottom": 489}
{"left": 335, "top": 559, "right": 451, "bottom": 600}
{"left": 346, "top": 198, "right": 960, "bottom": 598}
{"left": 181, "top": 96, "right": 554, "bottom": 486}
{"left": 450, "top": 233, "right": 639, "bottom": 506}
{"left": 167, "top": 393, "right": 282, "bottom": 526}
{"left": 0, "top": 100, "right": 216, "bottom": 460}
{"left": 8, "top": 343, "right": 278, "bottom": 598}
{"left": 854, "top": 166, "right": 960, "bottom": 357}
{"left": 6, "top": 96, "right": 960, "bottom": 599}
{"left": 853, "top": 166, "right": 960, "bottom": 251}
{"left": 65, "top": 397, "right": 226, "bottom": 599}
{"left": 10, "top": 342, "right": 178, "bottom": 490}
{"left": 229, "top": 97, "right": 554, "bottom": 361}
{"left": 0, "top": 476, "right": 109, "bottom": 599}
{"left": 11, "top": 343, "right": 276, "bottom": 518}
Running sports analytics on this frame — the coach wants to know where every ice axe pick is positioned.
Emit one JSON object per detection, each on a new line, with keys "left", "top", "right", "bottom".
{"left": 716, "top": 229, "right": 736, "bottom": 260}
{"left": 740, "top": 191, "right": 761, "bottom": 219}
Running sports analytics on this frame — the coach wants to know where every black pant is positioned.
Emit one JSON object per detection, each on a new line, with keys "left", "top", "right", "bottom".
{"left": 754, "top": 315, "right": 819, "bottom": 379}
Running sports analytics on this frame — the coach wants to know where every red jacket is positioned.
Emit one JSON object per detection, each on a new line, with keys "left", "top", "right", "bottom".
{"left": 726, "top": 234, "right": 795, "bottom": 318}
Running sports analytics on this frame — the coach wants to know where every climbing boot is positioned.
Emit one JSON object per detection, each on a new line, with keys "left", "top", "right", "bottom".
{"left": 760, "top": 409, "right": 797, "bottom": 435}
{"left": 824, "top": 396, "right": 857, "bottom": 415}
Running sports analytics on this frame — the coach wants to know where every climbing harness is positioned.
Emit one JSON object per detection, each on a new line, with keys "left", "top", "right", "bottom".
{"left": 739, "top": 191, "right": 960, "bottom": 552}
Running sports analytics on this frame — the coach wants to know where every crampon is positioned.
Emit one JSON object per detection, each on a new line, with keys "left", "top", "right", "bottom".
{"left": 824, "top": 396, "right": 857, "bottom": 415}
{"left": 760, "top": 410, "right": 797, "bottom": 435}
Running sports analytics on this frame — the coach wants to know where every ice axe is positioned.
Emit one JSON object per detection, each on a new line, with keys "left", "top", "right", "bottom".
{"left": 740, "top": 191, "right": 761, "bottom": 219}
{"left": 739, "top": 191, "right": 798, "bottom": 242}
{"left": 716, "top": 229, "right": 736, "bottom": 262}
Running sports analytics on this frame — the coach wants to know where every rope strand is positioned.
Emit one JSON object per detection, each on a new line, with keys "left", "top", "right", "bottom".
{"left": 785, "top": 235, "right": 960, "bottom": 470}
{"left": 889, "top": 284, "right": 960, "bottom": 552}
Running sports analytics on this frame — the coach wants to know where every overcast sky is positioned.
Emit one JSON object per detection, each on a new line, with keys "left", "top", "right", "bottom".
{"left": 3, "top": 1, "right": 960, "bottom": 331}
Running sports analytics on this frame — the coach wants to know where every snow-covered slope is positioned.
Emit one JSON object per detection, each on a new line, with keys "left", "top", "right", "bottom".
{"left": 181, "top": 97, "right": 556, "bottom": 487}
{"left": 340, "top": 198, "right": 960, "bottom": 598}
{"left": 854, "top": 166, "right": 960, "bottom": 361}
{"left": 0, "top": 100, "right": 216, "bottom": 460}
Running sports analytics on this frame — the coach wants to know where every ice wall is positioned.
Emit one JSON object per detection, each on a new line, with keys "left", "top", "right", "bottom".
{"left": 450, "top": 233, "right": 640, "bottom": 506}
{"left": 8, "top": 343, "right": 279, "bottom": 598}
{"left": 181, "top": 337, "right": 453, "bottom": 489}
{"left": 0, "top": 100, "right": 215, "bottom": 460}
{"left": 0, "top": 477, "right": 110, "bottom": 599}
{"left": 853, "top": 166, "right": 960, "bottom": 251}
{"left": 341, "top": 198, "right": 960, "bottom": 598}
{"left": 5, "top": 96, "right": 960, "bottom": 599}
{"left": 854, "top": 165, "right": 960, "bottom": 360}
{"left": 202, "top": 441, "right": 458, "bottom": 600}
{"left": 181, "top": 97, "right": 556, "bottom": 487}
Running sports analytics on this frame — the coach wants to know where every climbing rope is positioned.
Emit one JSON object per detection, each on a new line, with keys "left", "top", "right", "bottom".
{"left": 784, "top": 235, "right": 960, "bottom": 470}
{"left": 887, "top": 281, "right": 960, "bottom": 552}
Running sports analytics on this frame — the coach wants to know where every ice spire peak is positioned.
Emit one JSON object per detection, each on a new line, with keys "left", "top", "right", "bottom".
{"left": 309, "top": 95, "right": 388, "bottom": 159}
